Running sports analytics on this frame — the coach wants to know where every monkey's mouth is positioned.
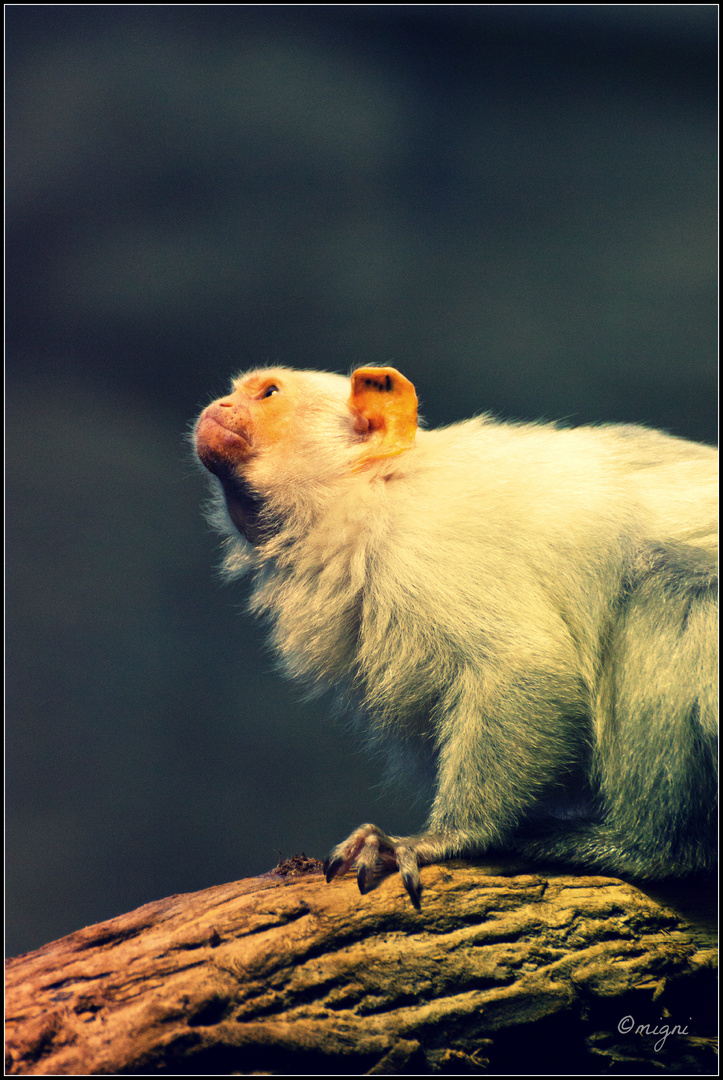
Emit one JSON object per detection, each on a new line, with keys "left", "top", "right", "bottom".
{"left": 195, "top": 412, "right": 253, "bottom": 479}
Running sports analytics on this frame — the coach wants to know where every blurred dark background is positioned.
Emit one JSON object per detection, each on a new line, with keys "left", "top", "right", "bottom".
{"left": 6, "top": 5, "right": 717, "bottom": 958}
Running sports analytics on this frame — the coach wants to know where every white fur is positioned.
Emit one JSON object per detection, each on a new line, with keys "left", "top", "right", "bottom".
{"left": 199, "top": 367, "right": 718, "bottom": 885}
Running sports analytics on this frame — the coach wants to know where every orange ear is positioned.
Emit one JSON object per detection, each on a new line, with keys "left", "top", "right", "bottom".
{"left": 350, "top": 367, "right": 418, "bottom": 466}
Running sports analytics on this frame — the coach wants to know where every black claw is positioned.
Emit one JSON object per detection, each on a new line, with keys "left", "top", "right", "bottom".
{"left": 324, "top": 856, "right": 342, "bottom": 882}
{"left": 357, "top": 866, "right": 371, "bottom": 894}
{"left": 402, "top": 874, "right": 422, "bottom": 910}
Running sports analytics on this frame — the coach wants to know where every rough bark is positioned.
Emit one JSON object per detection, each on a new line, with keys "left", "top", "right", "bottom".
{"left": 5, "top": 858, "right": 717, "bottom": 1075}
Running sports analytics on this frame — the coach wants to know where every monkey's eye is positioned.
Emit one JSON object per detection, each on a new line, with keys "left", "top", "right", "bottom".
{"left": 260, "top": 384, "right": 280, "bottom": 399}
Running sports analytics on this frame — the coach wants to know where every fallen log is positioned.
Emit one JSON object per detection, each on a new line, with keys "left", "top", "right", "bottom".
{"left": 5, "top": 859, "right": 717, "bottom": 1074}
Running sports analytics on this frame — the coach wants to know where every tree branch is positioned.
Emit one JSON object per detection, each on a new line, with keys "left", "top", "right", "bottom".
{"left": 5, "top": 859, "right": 717, "bottom": 1074}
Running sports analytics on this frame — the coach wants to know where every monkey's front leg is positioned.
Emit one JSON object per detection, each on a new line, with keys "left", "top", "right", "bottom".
{"left": 324, "top": 824, "right": 425, "bottom": 909}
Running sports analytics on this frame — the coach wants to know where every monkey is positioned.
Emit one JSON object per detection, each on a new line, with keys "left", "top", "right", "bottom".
{"left": 194, "top": 365, "right": 717, "bottom": 908}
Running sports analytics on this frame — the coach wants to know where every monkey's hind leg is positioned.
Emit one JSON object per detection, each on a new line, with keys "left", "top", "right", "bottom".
{"left": 519, "top": 543, "right": 718, "bottom": 879}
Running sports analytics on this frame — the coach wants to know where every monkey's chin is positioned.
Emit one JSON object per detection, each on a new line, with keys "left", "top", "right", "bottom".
{"left": 219, "top": 478, "right": 268, "bottom": 545}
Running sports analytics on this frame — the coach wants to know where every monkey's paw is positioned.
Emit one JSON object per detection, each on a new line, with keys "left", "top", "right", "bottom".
{"left": 323, "top": 823, "right": 422, "bottom": 909}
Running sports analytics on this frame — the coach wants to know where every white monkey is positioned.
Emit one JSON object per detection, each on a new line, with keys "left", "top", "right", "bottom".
{"left": 195, "top": 366, "right": 717, "bottom": 906}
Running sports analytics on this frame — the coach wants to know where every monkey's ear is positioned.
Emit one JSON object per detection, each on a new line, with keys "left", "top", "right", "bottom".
{"left": 349, "top": 367, "right": 418, "bottom": 466}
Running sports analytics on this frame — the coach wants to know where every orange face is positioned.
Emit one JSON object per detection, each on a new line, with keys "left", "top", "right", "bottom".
{"left": 195, "top": 369, "right": 311, "bottom": 542}
{"left": 195, "top": 370, "right": 296, "bottom": 482}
